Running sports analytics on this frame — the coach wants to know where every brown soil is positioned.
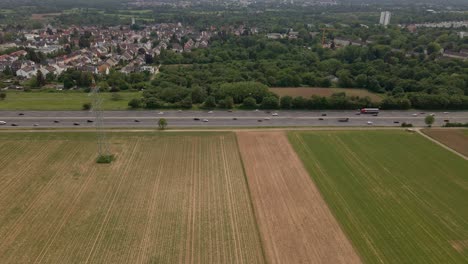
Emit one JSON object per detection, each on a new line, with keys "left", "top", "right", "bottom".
{"left": 421, "top": 129, "right": 468, "bottom": 157}
{"left": 237, "top": 131, "right": 361, "bottom": 264}
{"left": 270, "top": 87, "right": 383, "bottom": 102}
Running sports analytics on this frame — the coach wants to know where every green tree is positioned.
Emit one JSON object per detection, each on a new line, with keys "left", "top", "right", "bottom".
{"left": 0, "top": 92, "right": 6, "bottom": 100}
{"left": 224, "top": 96, "right": 234, "bottom": 109}
{"left": 260, "top": 96, "right": 279, "bottom": 109}
{"left": 242, "top": 97, "right": 257, "bottom": 108}
{"left": 427, "top": 42, "right": 442, "bottom": 55}
{"left": 158, "top": 118, "right": 168, "bottom": 130}
{"left": 203, "top": 96, "right": 216, "bottom": 108}
{"left": 36, "top": 70, "right": 46, "bottom": 87}
{"left": 280, "top": 96, "right": 293, "bottom": 109}
{"left": 425, "top": 115, "right": 435, "bottom": 127}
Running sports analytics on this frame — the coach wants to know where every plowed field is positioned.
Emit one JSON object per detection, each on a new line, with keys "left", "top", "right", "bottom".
{"left": 237, "top": 131, "right": 361, "bottom": 264}
{"left": 421, "top": 129, "right": 468, "bottom": 157}
{"left": 0, "top": 132, "right": 264, "bottom": 264}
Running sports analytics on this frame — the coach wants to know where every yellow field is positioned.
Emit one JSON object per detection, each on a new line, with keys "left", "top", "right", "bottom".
{"left": 0, "top": 132, "right": 264, "bottom": 263}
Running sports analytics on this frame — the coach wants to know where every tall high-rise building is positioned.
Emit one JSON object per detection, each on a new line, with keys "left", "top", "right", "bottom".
{"left": 379, "top": 11, "right": 391, "bottom": 26}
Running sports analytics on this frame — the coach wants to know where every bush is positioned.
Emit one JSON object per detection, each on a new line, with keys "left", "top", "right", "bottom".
{"left": 128, "top": 98, "right": 142, "bottom": 109}
{"left": 443, "top": 122, "right": 468, "bottom": 127}
{"left": 96, "top": 154, "right": 115, "bottom": 164}
{"left": 0, "top": 92, "right": 6, "bottom": 100}
{"left": 82, "top": 102, "right": 92, "bottom": 110}
{"left": 401, "top": 122, "right": 413, "bottom": 127}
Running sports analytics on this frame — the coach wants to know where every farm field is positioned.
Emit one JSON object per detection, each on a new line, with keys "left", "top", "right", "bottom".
{"left": 237, "top": 131, "right": 360, "bottom": 264}
{"left": 0, "top": 92, "right": 140, "bottom": 110}
{"left": 289, "top": 130, "right": 468, "bottom": 263}
{"left": 270, "top": 87, "right": 383, "bottom": 102}
{"left": 421, "top": 129, "right": 468, "bottom": 157}
{"left": 0, "top": 132, "right": 264, "bottom": 263}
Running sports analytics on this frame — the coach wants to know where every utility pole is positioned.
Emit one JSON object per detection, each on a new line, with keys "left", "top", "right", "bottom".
{"left": 91, "top": 77, "right": 113, "bottom": 163}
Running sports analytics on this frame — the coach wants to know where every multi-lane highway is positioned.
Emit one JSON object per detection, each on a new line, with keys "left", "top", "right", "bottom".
{"left": 0, "top": 110, "right": 467, "bottom": 128}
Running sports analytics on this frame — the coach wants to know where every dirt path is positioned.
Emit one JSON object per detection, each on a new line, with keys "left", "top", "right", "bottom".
{"left": 417, "top": 128, "right": 468, "bottom": 160}
{"left": 237, "top": 131, "right": 361, "bottom": 264}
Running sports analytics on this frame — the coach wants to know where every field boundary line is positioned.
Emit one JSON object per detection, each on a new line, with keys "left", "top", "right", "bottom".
{"left": 417, "top": 129, "right": 468, "bottom": 161}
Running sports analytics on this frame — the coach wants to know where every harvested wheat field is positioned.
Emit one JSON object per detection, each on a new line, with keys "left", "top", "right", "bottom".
{"left": 421, "top": 129, "right": 468, "bottom": 157}
{"left": 0, "top": 132, "right": 264, "bottom": 264}
{"left": 237, "top": 131, "right": 361, "bottom": 264}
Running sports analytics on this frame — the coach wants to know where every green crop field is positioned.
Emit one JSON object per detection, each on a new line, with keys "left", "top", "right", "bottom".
{"left": 0, "top": 92, "right": 140, "bottom": 110}
{"left": 289, "top": 130, "right": 468, "bottom": 263}
{"left": 0, "top": 132, "right": 265, "bottom": 263}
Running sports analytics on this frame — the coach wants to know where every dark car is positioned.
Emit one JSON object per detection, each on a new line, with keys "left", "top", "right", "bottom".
{"left": 393, "top": 121, "right": 400, "bottom": 124}
{"left": 73, "top": 122, "right": 80, "bottom": 126}
{"left": 257, "top": 119, "right": 263, "bottom": 122}
{"left": 321, "top": 113, "right": 327, "bottom": 116}
{"left": 319, "top": 118, "right": 324, "bottom": 121}
{"left": 193, "top": 118, "right": 200, "bottom": 121}
{"left": 233, "top": 118, "right": 238, "bottom": 120}
{"left": 18, "top": 113, "right": 24, "bottom": 116}
{"left": 444, "top": 119, "right": 450, "bottom": 122}
{"left": 11, "top": 123, "right": 18, "bottom": 126}
{"left": 54, "top": 120, "right": 60, "bottom": 123}
{"left": 134, "top": 119, "right": 140, "bottom": 122}
{"left": 87, "top": 119, "right": 94, "bottom": 123}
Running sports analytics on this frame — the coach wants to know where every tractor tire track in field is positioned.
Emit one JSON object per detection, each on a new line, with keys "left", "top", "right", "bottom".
{"left": 237, "top": 131, "right": 361, "bottom": 264}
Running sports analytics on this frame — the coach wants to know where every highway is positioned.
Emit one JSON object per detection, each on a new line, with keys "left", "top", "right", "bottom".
{"left": 0, "top": 110, "right": 467, "bottom": 128}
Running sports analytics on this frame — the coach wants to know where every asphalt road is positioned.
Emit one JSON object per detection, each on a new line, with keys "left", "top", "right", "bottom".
{"left": 0, "top": 110, "right": 467, "bottom": 128}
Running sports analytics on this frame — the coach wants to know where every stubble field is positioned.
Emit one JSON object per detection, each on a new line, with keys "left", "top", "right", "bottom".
{"left": 289, "top": 130, "right": 468, "bottom": 263}
{"left": 237, "top": 131, "right": 361, "bottom": 264}
{"left": 0, "top": 132, "right": 265, "bottom": 263}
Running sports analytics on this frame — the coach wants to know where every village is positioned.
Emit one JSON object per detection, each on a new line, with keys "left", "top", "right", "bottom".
{"left": 0, "top": 19, "right": 214, "bottom": 88}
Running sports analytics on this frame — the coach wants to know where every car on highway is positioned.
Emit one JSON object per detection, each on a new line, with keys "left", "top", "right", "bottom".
{"left": 443, "top": 112, "right": 449, "bottom": 114}
{"left": 272, "top": 113, "right": 279, "bottom": 116}
{"left": 338, "top": 118, "right": 349, "bottom": 122}
{"left": 367, "top": 121, "right": 373, "bottom": 125}
{"left": 412, "top": 113, "right": 418, "bottom": 116}
{"left": 321, "top": 113, "right": 327, "bottom": 116}
{"left": 33, "top": 123, "right": 39, "bottom": 127}
{"left": 318, "top": 118, "right": 324, "bottom": 121}
{"left": 87, "top": 119, "right": 94, "bottom": 123}
{"left": 444, "top": 119, "right": 450, "bottom": 122}
{"left": 254, "top": 109, "right": 259, "bottom": 112}
{"left": 264, "top": 117, "right": 271, "bottom": 120}
{"left": 233, "top": 118, "right": 238, "bottom": 120}
{"left": 193, "top": 118, "right": 200, "bottom": 121}
{"left": 0, "top": 121, "right": 6, "bottom": 125}
{"left": 53, "top": 120, "right": 60, "bottom": 123}
{"left": 202, "top": 119, "right": 209, "bottom": 122}
{"left": 158, "top": 112, "right": 164, "bottom": 115}
{"left": 393, "top": 121, "right": 400, "bottom": 124}
{"left": 208, "top": 111, "right": 213, "bottom": 114}
{"left": 257, "top": 119, "right": 263, "bottom": 122}
{"left": 73, "top": 122, "right": 80, "bottom": 126}
{"left": 18, "top": 113, "right": 24, "bottom": 116}
{"left": 11, "top": 123, "right": 18, "bottom": 126}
